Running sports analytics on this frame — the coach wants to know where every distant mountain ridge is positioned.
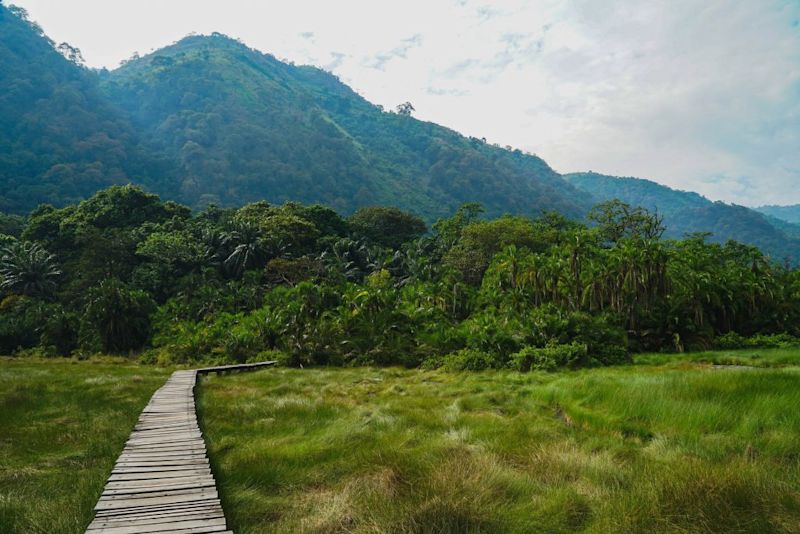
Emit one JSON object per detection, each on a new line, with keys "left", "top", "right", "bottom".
{"left": 565, "top": 172, "right": 800, "bottom": 262}
{"left": 756, "top": 205, "right": 800, "bottom": 225}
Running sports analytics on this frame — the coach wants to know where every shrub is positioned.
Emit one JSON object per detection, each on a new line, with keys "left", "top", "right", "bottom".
{"left": 714, "top": 332, "right": 800, "bottom": 350}
{"left": 442, "top": 349, "right": 498, "bottom": 371}
{"left": 511, "top": 342, "right": 589, "bottom": 372}
{"left": 565, "top": 312, "right": 630, "bottom": 365}
{"left": 81, "top": 278, "right": 156, "bottom": 353}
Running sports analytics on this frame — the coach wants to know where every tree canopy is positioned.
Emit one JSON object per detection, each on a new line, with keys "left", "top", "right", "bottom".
{"left": 2, "top": 187, "right": 798, "bottom": 368}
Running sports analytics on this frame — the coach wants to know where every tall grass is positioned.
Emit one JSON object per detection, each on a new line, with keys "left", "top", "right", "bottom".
{"left": 199, "top": 358, "right": 800, "bottom": 532}
{"left": 0, "top": 358, "right": 169, "bottom": 533}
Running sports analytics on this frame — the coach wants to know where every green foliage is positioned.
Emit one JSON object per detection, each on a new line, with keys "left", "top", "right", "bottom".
{"left": 567, "top": 172, "right": 800, "bottom": 264}
{"left": 445, "top": 215, "right": 546, "bottom": 284}
{"left": 348, "top": 206, "right": 426, "bottom": 249}
{"left": 4, "top": 185, "right": 800, "bottom": 368}
{"left": 511, "top": 342, "right": 589, "bottom": 371}
{"left": 0, "top": 212, "right": 24, "bottom": 236}
{"left": 588, "top": 199, "right": 665, "bottom": 242}
{"left": 441, "top": 348, "right": 497, "bottom": 371}
{"left": 0, "top": 241, "right": 61, "bottom": 297}
{"left": 713, "top": 332, "right": 800, "bottom": 350}
{"left": 82, "top": 278, "right": 156, "bottom": 353}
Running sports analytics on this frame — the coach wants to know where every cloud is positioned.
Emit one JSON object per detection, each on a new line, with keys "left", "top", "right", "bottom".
{"left": 11, "top": 0, "right": 800, "bottom": 206}
{"left": 364, "top": 34, "right": 423, "bottom": 71}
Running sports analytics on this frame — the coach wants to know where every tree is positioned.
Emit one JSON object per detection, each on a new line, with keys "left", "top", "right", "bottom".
{"left": 0, "top": 241, "right": 61, "bottom": 297}
{"left": 396, "top": 102, "right": 415, "bottom": 116}
{"left": 56, "top": 42, "right": 86, "bottom": 66}
{"left": 222, "top": 221, "right": 269, "bottom": 277}
{"left": 444, "top": 215, "right": 545, "bottom": 285}
{"left": 348, "top": 207, "right": 426, "bottom": 249}
{"left": 588, "top": 200, "right": 665, "bottom": 243}
{"left": 82, "top": 278, "right": 155, "bottom": 353}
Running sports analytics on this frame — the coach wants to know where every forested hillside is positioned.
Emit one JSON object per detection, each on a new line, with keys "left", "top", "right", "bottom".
{"left": 565, "top": 172, "right": 800, "bottom": 263}
{"left": 0, "top": 5, "right": 173, "bottom": 214}
{"left": 3, "top": 4, "right": 799, "bottom": 263}
{"left": 101, "top": 34, "right": 591, "bottom": 219}
{"left": 0, "top": 5, "right": 592, "bottom": 219}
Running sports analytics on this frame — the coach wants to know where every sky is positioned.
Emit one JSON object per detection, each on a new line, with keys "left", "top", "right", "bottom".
{"left": 10, "top": 0, "right": 800, "bottom": 206}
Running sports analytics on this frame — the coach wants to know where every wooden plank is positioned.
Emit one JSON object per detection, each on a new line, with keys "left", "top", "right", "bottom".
{"left": 87, "top": 516, "right": 227, "bottom": 533}
{"left": 99, "top": 486, "right": 218, "bottom": 502}
{"left": 90, "top": 508, "right": 224, "bottom": 524}
{"left": 95, "top": 494, "right": 220, "bottom": 512}
{"left": 107, "top": 470, "right": 212, "bottom": 483}
{"left": 94, "top": 501, "right": 222, "bottom": 518}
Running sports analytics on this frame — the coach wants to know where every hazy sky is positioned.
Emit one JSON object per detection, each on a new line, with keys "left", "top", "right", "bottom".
{"left": 11, "top": 0, "right": 800, "bottom": 206}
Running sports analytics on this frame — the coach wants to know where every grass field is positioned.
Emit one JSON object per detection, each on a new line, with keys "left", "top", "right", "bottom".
{"left": 198, "top": 349, "right": 800, "bottom": 533}
{"left": 2, "top": 350, "right": 800, "bottom": 533}
{"left": 0, "top": 358, "right": 170, "bottom": 533}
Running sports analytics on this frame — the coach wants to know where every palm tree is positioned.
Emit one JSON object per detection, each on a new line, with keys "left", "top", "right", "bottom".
{"left": 0, "top": 241, "right": 61, "bottom": 297}
{"left": 222, "top": 222, "right": 268, "bottom": 277}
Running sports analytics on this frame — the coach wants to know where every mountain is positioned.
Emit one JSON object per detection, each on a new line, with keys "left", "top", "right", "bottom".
{"left": 1, "top": 5, "right": 591, "bottom": 220}
{"left": 565, "top": 172, "right": 800, "bottom": 263}
{"left": 0, "top": 5, "right": 173, "bottom": 214}
{"left": 98, "top": 33, "right": 592, "bottom": 220}
{"left": 755, "top": 205, "right": 800, "bottom": 225}
{"left": 2, "top": 4, "right": 798, "bottom": 264}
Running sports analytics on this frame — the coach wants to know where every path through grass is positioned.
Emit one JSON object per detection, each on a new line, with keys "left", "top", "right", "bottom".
{"left": 0, "top": 358, "right": 170, "bottom": 533}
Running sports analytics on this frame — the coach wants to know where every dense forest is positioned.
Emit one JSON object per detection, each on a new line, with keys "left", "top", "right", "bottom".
{"left": 566, "top": 172, "right": 800, "bottom": 263}
{"left": 2, "top": 186, "right": 799, "bottom": 369}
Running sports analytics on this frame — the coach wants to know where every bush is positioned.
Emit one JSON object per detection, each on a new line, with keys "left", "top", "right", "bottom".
{"left": 81, "top": 278, "right": 156, "bottom": 353}
{"left": 442, "top": 349, "right": 498, "bottom": 371}
{"left": 511, "top": 342, "right": 589, "bottom": 372}
{"left": 565, "top": 311, "right": 630, "bottom": 365}
{"left": 714, "top": 332, "right": 800, "bottom": 350}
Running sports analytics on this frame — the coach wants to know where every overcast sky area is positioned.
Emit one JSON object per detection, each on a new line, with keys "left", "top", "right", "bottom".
{"left": 11, "top": 0, "right": 800, "bottom": 206}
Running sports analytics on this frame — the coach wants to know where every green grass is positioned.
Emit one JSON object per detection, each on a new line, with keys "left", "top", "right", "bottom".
{"left": 634, "top": 346, "right": 800, "bottom": 368}
{"left": 198, "top": 350, "right": 800, "bottom": 533}
{"left": 3, "top": 350, "right": 800, "bottom": 532}
{"left": 0, "top": 358, "right": 170, "bottom": 533}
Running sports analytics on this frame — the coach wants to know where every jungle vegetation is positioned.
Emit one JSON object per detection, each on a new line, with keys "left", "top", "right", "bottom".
{"left": 2, "top": 185, "right": 799, "bottom": 370}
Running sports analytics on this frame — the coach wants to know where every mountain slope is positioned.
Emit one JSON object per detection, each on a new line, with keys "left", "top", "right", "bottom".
{"left": 101, "top": 34, "right": 593, "bottom": 220}
{"left": 565, "top": 172, "right": 800, "bottom": 263}
{"left": 0, "top": 5, "right": 172, "bottom": 214}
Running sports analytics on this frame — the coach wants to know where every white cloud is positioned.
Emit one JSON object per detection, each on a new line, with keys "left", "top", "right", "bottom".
{"left": 10, "top": 0, "right": 800, "bottom": 206}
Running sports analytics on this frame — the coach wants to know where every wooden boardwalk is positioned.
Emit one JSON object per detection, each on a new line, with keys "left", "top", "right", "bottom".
{"left": 87, "top": 362, "right": 275, "bottom": 533}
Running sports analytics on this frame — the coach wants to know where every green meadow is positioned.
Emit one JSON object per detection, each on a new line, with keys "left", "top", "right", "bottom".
{"left": 3, "top": 350, "right": 800, "bottom": 532}
{"left": 0, "top": 359, "right": 170, "bottom": 533}
{"left": 198, "top": 349, "right": 800, "bottom": 533}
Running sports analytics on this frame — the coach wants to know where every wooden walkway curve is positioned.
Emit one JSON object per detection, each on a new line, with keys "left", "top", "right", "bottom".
{"left": 86, "top": 361, "right": 275, "bottom": 534}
